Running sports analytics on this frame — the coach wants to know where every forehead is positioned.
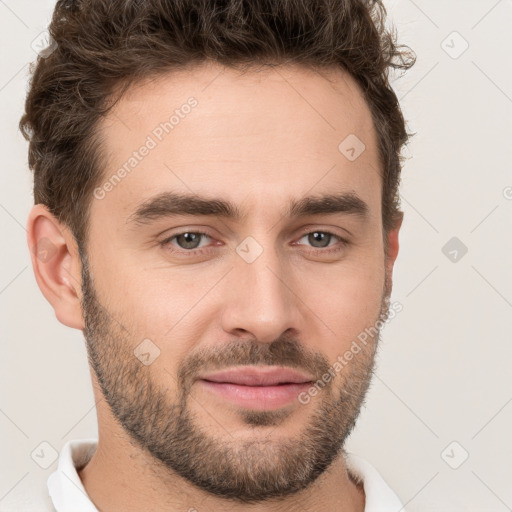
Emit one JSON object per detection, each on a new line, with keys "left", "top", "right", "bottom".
{"left": 93, "top": 61, "right": 381, "bottom": 226}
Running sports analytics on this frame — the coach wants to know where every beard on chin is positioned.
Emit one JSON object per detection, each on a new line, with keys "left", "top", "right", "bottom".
{"left": 79, "top": 249, "right": 389, "bottom": 504}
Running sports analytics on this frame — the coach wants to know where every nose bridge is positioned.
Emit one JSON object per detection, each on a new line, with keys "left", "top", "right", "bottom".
{"left": 221, "top": 234, "right": 299, "bottom": 341}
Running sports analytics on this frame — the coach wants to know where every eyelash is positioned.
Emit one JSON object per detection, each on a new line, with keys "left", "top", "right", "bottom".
{"left": 159, "top": 229, "right": 349, "bottom": 257}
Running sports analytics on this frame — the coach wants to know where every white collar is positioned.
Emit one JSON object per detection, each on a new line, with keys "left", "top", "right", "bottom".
{"left": 48, "top": 439, "right": 406, "bottom": 511}
{"left": 47, "top": 438, "right": 98, "bottom": 512}
{"left": 345, "top": 452, "right": 406, "bottom": 511}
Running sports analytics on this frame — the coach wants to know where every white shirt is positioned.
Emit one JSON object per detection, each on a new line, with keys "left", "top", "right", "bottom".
{"left": 41, "top": 438, "right": 406, "bottom": 511}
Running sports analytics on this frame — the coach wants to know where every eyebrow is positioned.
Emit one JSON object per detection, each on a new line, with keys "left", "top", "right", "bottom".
{"left": 126, "top": 190, "right": 370, "bottom": 227}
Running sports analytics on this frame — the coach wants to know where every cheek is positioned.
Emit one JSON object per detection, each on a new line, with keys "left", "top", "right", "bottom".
{"left": 300, "top": 258, "right": 385, "bottom": 350}
{"left": 92, "top": 250, "right": 219, "bottom": 356}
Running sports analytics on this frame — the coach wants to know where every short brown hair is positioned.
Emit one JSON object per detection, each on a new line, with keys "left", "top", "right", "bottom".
{"left": 20, "top": 0, "right": 415, "bottom": 254}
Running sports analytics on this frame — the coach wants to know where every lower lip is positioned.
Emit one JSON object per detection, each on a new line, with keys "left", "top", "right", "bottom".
{"left": 198, "top": 380, "right": 312, "bottom": 410}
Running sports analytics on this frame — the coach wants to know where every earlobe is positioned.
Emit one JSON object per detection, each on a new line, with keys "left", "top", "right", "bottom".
{"left": 26, "top": 204, "right": 85, "bottom": 330}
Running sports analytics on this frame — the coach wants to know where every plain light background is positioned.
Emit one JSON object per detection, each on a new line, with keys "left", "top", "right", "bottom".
{"left": 1, "top": 0, "right": 511, "bottom": 510}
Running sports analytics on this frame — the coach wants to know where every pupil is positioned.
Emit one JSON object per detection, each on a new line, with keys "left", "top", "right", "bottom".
{"left": 310, "top": 232, "right": 329, "bottom": 248}
{"left": 180, "top": 233, "right": 200, "bottom": 249}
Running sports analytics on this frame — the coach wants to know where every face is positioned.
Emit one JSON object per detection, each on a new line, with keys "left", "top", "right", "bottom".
{"left": 80, "top": 61, "right": 397, "bottom": 502}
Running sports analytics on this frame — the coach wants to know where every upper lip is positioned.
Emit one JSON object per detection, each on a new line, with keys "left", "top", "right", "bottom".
{"left": 198, "top": 366, "right": 315, "bottom": 386}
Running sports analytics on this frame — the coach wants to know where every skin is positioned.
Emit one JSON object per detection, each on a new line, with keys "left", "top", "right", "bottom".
{"left": 27, "top": 61, "right": 402, "bottom": 512}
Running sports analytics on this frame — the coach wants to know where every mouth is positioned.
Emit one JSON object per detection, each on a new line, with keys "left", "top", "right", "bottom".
{"left": 197, "top": 366, "right": 314, "bottom": 410}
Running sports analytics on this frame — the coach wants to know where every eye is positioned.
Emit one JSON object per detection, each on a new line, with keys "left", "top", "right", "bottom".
{"left": 160, "top": 229, "right": 349, "bottom": 257}
{"left": 161, "top": 231, "right": 212, "bottom": 253}
{"left": 295, "top": 230, "right": 349, "bottom": 254}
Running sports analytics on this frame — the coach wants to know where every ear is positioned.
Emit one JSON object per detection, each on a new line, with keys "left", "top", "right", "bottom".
{"left": 384, "top": 212, "right": 403, "bottom": 295}
{"left": 26, "top": 204, "right": 85, "bottom": 330}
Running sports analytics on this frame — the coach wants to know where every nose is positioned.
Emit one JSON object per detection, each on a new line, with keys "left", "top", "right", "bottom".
{"left": 220, "top": 241, "right": 303, "bottom": 343}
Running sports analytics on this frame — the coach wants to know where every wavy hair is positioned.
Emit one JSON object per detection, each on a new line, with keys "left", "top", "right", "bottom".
{"left": 20, "top": 0, "right": 416, "bottom": 253}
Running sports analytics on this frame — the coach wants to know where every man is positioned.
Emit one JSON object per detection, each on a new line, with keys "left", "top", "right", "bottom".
{"left": 21, "top": 0, "right": 415, "bottom": 510}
